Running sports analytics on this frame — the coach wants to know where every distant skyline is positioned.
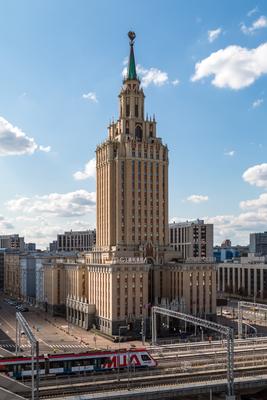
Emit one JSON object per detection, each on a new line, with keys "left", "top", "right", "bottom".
{"left": 0, "top": 0, "right": 267, "bottom": 248}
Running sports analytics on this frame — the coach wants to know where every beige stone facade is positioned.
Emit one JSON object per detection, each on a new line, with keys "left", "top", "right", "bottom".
{"left": 43, "top": 255, "right": 78, "bottom": 314}
{"left": 166, "top": 262, "right": 216, "bottom": 316}
{"left": 43, "top": 33, "right": 217, "bottom": 336}
{"left": 4, "top": 252, "right": 21, "bottom": 298}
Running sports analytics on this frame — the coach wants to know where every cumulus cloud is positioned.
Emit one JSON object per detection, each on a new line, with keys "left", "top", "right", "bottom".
{"left": 39, "top": 145, "right": 51, "bottom": 153}
{"left": 191, "top": 42, "right": 267, "bottom": 90}
{"left": 186, "top": 195, "right": 209, "bottom": 203}
{"left": 6, "top": 190, "right": 96, "bottom": 217}
{"left": 208, "top": 28, "right": 222, "bottom": 43}
{"left": 252, "top": 98, "right": 263, "bottom": 108}
{"left": 201, "top": 163, "right": 267, "bottom": 243}
{"left": 243, "top": 163, "right": 267, "bottom": 188}
{"left": 137, "top": 65, "right": 169, "bottom": 87}
{"left": 0, "top": 215, "right": 14, "bottom": 230}
{"left": 82, "top": 92, "right": 98, "bottom": 103}
{"left": 205, "top": 210, "right": 267, "bottom": 244}
{"left": 224, "top": 150, "right": 235, "bottom": 156}
{"left": 122, "top": 64, "right": 169, "bottom": 87}
{"left": 204, "top": 165, "right": 267, "bottom": 242}
{"left": 240, "top": 193, "right": 267, "bottom": 209}
{"left": 241, "top": 16, "right": 267, "bottom": 34}
{"left": 73, "top": 158, "right": 96, "bottom": 180}
{"left": 0, "top": 116, "right": 39, "bottom": 156}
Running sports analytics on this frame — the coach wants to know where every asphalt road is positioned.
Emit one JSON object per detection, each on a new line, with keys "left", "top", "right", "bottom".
{"left": 0, "top": 295, "right": 145, "bottom": 357}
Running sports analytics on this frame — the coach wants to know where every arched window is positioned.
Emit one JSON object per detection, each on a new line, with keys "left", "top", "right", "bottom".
{"left": 135, "top": 125, "right": 142, "bottom": 141}
{"left": 135, "top": 98, "right": 139, "bottom": 117}
{"left": 126, "top": 97, "right": 130, "bottom": 117}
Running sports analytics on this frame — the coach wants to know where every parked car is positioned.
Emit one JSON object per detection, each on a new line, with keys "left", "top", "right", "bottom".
{"left": 18, "top": 306, "right": 29, "bottom": 312}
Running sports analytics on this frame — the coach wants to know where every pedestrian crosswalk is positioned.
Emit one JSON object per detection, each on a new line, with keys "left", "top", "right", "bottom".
{"left": 0, "top": 343, "right": 31, "bottom": 349}
{"left": 52, "top": 343, "right": 89, "bottom": 349}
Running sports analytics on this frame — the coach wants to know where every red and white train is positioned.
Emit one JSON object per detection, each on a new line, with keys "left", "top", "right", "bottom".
{"left": 0, "top": 348, "right": 157, "bottom": 379}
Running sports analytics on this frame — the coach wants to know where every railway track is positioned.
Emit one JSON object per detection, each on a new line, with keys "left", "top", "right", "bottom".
{"left": 34, "top": 366, "right": 267, "bottom": 399}
{"left": 16, "top": 338, "right": 267, "bottom": 398}
{"left": 18, "top": 340, "right": 267, "bottom": 391}
{"left": 23, "top": 366, "right": 267, "bottom": 399}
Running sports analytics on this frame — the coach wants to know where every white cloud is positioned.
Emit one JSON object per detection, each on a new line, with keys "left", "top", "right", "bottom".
{"left": 252, "top": 98, "right": 263, "bottom": 108}
{"left": 179, "top": 164, "right": 267, "bottom": 244}
{"left": 224, "top": 150, "right": 235, "bottom": 156}
{"left": 137, "top": 65, "right": 169, "bottom": 87}
{"left": 247, "top": 7, "right": 259, "bottom": 17}
{"left": 0, "top": 116, "right": 39, "bottom": 156}
{"left": 6, "top": 190, "right": 96, "bottom": 217}
{"left": 82, "top": 92, "right": 98, "bottom": 103}
{"left": 0, "top": 215, "right": 14, "bottom": 230}
{"left": 191, "top": 42, "right": 267, "bottom": 90}
{"left": 200, "top": 164, "right": 267, "bottom": 243}
{"left": 205, "top": 210, "right": 267, "bottom": 245}
{"left": 208, "top": 28, "right": 222, "bottom": 43}
{"left": 122, "top": 64, "right": 169, "bottom": 87}
{"left": 73, "top": 158, "right": 96, "bottom": 180}
{"left": 241, "top": 16, "right": 267, "bottom": 34}
{"left": 240, "top": 193, "right": 267, "bottom": 209}
{"left": 186, "top": 195, "right": 209, "bottom": 203}
{"left": 172, "top": 79, "right": 180, "bottom": 86}
{"left": 39, "top": 145, "right": 51, "bottom": 153}
{"left": 243, "top": 163, "right": 267, "bottom": 188}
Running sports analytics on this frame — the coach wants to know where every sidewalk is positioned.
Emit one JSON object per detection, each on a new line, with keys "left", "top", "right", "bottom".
{"left": 34, "top": 307, "right": 147, "bottom": 350}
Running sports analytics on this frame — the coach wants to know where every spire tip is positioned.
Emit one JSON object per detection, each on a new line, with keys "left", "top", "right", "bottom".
{"left": 128, "top": 31, "right": 136, "bottom": 44}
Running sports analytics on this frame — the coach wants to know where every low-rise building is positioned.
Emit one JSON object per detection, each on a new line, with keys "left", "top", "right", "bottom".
{"left": 0, "top": 234, "right": 25, "bottom": 251}
{"left": 20, "top": 253, "right": 50, "bottom": 304}
{"left": 20, "top": 256, "right": 36, "bottom": 302}
{"left": 0, "top": 249, "right": 5, "bottom": 290}
{"left": 42, "top": 254, "right": 217, "bottom": 334}
{"left": 24, "top": 243, "right": 36, "bottom": 252}
{"left": 250, "top": 232, "right": 267, "bottom": 255}
{"left": 217, "top": 253, "right": 267, "bottom": 301}
{"left": 4, "top": 251, "right": 21, "bottom": 298}
{"left": 51, "top": 229, "right": 96, "bottom": 252}
{"left": 169, "top": 219, "right": 213, "bottom": 260}
{"left": 213, "top": 247, "right": 240, "bottom": 263}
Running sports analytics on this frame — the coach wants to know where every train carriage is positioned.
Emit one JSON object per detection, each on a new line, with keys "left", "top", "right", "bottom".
{"left": 0, "top": 348, "right": 156, "bottom": 379}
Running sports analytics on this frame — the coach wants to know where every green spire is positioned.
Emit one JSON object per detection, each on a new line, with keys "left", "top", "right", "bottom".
{"left": 127, "top": 31, "right": 137, "bottom": 80}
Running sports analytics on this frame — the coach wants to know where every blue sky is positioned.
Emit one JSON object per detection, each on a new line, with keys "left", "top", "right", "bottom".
{"left": 0, "top": 0, "right": 267, "bottom": 248}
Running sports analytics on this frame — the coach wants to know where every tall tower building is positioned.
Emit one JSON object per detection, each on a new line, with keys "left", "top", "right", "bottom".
{"left": 83, "top": 32, "right": 175, "bottom": 335}
{"left": 95, "top": 31, "right": 169, "bottom": 262}
{"left": 63, "top": 33, "right": 217, "bottom": 335}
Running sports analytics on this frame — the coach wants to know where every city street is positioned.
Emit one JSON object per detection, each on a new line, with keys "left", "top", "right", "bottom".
{"left": 0, "top": 296, "right": 144, "bottom": 357}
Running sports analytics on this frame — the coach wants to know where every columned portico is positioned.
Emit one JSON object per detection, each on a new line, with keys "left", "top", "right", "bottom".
{"left": 66, "top": 295, "right": 96, "bottom": 330}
